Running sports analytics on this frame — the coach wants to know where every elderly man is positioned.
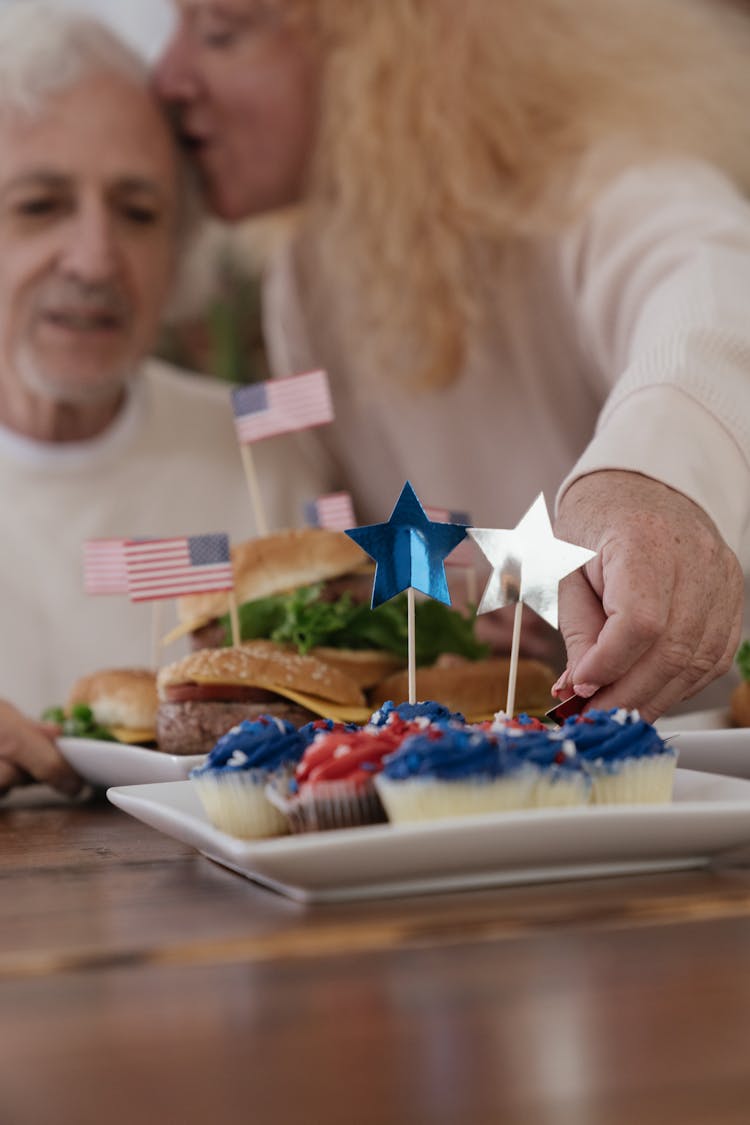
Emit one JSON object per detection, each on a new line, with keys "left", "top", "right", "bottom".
{"left": 0, "top": 4, "right": 326, "bottom": 796}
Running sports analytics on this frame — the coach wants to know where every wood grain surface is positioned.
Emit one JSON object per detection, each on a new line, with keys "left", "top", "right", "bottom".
{"left": 3, "top": 794, "right": 750, "bottom": 1125}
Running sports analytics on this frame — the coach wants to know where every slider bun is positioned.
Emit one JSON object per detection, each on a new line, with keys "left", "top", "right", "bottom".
{"left": 169, "top": 529, "right": 369, "bottom": 640}
{"left": 310, "top": 646, "right": 403, "bottom": 690}
{"left": 730, "top": 681, "right": 750, "bottom": 726}
{"left": 67, "top": 668, "right": 157, "bottom": 734}
{"left": 157, "top": 640, "right": 365, "bottom": 707}
{"left": 370, "top": 658, "right": 555, "bottom": 721}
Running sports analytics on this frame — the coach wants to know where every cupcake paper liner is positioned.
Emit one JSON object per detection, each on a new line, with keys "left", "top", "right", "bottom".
{"left": 266, "top": 778, "right": 387, "bottom": 834}
{"left": 192, "top": 770, "right": 289, "bottom": 838}
{"left": 374, "top": 768, "right": 537, "bottom": 824}
{"left": 583, "top": 752, "right": 677, "bottom": 805}
{"left": 532, "top": 768, "right": 592, "bottom": 809}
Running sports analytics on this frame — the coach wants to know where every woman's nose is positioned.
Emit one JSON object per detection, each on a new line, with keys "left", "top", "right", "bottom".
{"left": 153, "top": 31, "right": 199, "bottom": 103}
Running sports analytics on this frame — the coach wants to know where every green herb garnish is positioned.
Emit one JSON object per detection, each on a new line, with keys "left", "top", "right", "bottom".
{"left": 42, "top": 703, "right": 116, "bottom": 741}
{"left": 219, "top": 584, "right": 488, "bottom": 666}
{"left": 736, "top": 641, "right": 750, "bottom": 682}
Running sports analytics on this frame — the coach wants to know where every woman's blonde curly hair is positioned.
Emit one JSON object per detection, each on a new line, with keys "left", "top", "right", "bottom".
{"left": 287, "top": 0, "right": 750, "bottom": 388}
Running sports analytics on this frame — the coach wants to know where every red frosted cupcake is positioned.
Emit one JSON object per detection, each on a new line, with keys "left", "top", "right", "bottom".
{"left": 267, "top": 726, "right": 403, "bottom": 832}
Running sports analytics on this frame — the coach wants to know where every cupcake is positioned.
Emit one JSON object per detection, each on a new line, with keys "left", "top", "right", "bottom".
{"left": 190, "top": 716, "right": 307, "bottom": 838}
{"left": 498, "top": 727, "right": 591, "bottom": 808}
{"left": 480, "top": 713, "right": 589, "bottom": 807}
{"left": 375, "top": 726, "right": 537, "bottom": 823}
{"left": 269, "top": 726, "right": 402, "bottom": 832}
{"left": 560, "top": 707, "right": 677, "bottom": 804}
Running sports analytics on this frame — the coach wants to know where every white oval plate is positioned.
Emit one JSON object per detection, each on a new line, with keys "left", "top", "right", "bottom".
{"left": 656, "top": 709, "right": 750, "bottom": 780}
{"left": 57, "top": 737, "right": 205, "bottom": 789}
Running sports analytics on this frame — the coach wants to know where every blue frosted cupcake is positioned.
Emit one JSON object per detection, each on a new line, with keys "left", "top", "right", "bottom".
{"left": 495, "top": 724, "right": 591, "bottom": 808}
{"left": 190, "top": 716, "right": 307, "bottom": 838}
{"left": 368, "top": 700, "right": 465, "bottom": 728}
{"left": 374, "top": 726, "right": 537, "bottom": 823}
{"left": 560, "top": 708, "right": 677, "bottom": 804}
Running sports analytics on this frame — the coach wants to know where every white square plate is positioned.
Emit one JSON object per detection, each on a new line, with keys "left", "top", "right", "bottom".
{"left": 58, "top": 738, "right": 205, "bottom": 788}
{"left": 107, "top": 770, "right": 750, "bottom": 903}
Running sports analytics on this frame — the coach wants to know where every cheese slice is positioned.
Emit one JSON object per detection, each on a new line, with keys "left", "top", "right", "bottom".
{"left": 161, "top": 619, "right": 202, "bottom": 647}
{"left": 265, "top": 686, "right": 371, "bottom": 724}
{"left": 111, "top": 727, "right": 157, "bottom": 745}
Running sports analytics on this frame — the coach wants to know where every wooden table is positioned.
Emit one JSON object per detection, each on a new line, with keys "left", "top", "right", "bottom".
{"left": 3, "top": 793, "right": 750, "bottom": 1125}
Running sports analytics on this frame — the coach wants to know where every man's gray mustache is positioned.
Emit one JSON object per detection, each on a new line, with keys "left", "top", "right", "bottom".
{"left": 35, "top": 284, "right": 131, "bottom": 321}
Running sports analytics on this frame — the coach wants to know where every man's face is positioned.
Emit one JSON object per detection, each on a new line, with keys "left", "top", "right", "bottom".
{"left": 154, "top": 0, "right": 319, "bottom": 221}
{"left": 0, "top": 70, "right": 180, "bottom": 406}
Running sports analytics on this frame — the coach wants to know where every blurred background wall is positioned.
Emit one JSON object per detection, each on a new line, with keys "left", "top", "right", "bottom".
{"left": 0, "top": 0, "right": 175, "bottom": 59}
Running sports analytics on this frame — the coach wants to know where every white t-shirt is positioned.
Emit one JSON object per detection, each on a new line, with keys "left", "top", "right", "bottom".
{"left": 0, "top": 359, "right": 327, "bottom": 714}
{"left": 263, "top": 159, "right": 750, "bottom": 707}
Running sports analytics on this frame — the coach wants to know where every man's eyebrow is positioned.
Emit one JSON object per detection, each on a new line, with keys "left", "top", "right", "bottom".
{"left": 0, "top": 171, "right": 71, "bottom": 198}
{"left": 0, "top": 172, "right": 170, "bottom": 202}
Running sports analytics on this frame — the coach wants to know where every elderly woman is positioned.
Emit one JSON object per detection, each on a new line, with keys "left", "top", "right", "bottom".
{"left": 156, "top": 0, "right": 750, "bottom": 721}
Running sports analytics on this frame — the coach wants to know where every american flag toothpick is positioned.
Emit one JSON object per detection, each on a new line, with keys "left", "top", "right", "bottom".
{"left": 124, "top": 534, "right": 239, "bottom": 662}
{"left": 305, "top": 491, "right": 356, "bottom": 532}
{"left": 82, "top": 538, "right": 129, "bottom": 596}
{"left": 232, "top": 370, "right": 334, "bottom": 536}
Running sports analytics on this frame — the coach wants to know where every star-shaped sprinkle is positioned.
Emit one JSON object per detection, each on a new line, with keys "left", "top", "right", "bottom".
{"left": 468, "top": 493, "right": 596, "bottom": 628}
{"left": 346, "top": 481, "right": 467, "bottom": 607}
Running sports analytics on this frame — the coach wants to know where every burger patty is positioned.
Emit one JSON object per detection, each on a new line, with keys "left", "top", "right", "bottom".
{"left": 156, "top": 700, "right": 316, "bottom": 756}
{"left": 190, "top": 620, "right": 227, "bottom": 651}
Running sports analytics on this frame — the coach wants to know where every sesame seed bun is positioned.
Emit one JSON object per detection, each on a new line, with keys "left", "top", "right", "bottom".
{"left": 157, "top": 641, "right": 365, "bottom": 708}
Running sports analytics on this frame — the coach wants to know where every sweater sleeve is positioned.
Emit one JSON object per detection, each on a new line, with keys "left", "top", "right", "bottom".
{"left": 556, "top": 160, "right": 750, "bottom": 556}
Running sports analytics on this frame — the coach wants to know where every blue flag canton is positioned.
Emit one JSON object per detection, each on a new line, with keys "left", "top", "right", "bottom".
{"left": 231, "top": 383, "right": 267, "bottom": 417}
{"left": 303, "top": 500, "right": 320, "bottom": 527}
{"left": 188, "top": 534, "right": 231, "bottom": 566}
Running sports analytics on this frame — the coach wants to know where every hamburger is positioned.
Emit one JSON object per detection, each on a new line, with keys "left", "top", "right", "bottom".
{"left": 163, "top": 528, "right": 488, "bottom": 690}
{"left": 370, "top": 653, "right": 556, "bottom": 723}
{"left": 57, "top": 668, "right": 158, "bottom": 745}
{"left": 156, "top": 641, "right": 371, "bottom": 754}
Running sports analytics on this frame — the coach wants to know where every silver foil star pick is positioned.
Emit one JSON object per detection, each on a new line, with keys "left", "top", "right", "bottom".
{"left": 468, "top": 493, "right": 596, "bottom": 629}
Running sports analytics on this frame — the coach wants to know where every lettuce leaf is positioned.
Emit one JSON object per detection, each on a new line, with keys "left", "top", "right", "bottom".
{"left": 41, "top": 703, "right": 117, "bottom": 740}
{"left": 220, "top": 584, "right": 488, "bottom": 665}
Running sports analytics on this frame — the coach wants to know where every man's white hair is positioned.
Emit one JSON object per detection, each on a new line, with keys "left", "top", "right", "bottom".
{"left": 0, "top": 1, "right": 148, "bottom": 117}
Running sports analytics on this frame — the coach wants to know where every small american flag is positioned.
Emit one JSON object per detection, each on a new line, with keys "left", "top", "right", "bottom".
{"left": 424, "top": 506, "right": 475, "bottom": 569}
{"left": 232, "top": 370, "right": 334, "bottom": 444}
{"left": 124, "top": 534, "right": 234, "bottom": 603}
{"left": 304, "top": 491, "right": 356, "bottom": 532}
{"left": 83, "top": 538, "right": 129, "bottom": 596}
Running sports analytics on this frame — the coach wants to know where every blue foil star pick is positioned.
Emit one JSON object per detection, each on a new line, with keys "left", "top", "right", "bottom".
{"left": 468, "top": 493, "right": 596, "bottom": 629}
{"left": 346, "top": 482, "right": 468, "bottom": 607}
